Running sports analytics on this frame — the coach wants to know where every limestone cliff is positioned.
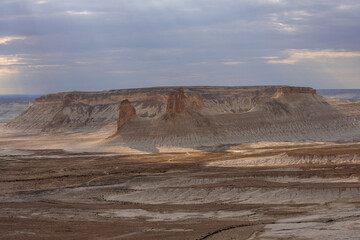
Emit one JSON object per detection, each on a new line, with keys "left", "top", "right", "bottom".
{"left": 273, "top": 86, "right": 317, "bottom": 98}
{"left": 6, "top": 86, "right": 357, "bottom": 139}
{"left": 166, "top": 88, "right": 205, "bottom": 114}
{"left": 117, "top": 99, "right": 136, "bottom": 130}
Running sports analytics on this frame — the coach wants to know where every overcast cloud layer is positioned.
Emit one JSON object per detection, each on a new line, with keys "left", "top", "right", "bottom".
{"left": 1, "top": 0, "right": 360, "bottom": 94}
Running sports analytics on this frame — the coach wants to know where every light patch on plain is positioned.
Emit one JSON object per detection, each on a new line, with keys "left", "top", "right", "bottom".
{"left": 207, "top": 153, "right": 360, "bottom": 167}
{"left": 0, "top": 36, "right": 26, "bottom": 45}
{"left": 259, "top": 207, "right": 360, "bottom": 240}
{"left": 145, "top": 228, "right": 193, "bottom": 232}
{"left": 266, "top": 49, "right": 360, "bottom": 64}
{"left": 105, "top": 186, "right": 360, "bottom": 205}
{"left": 265, "top": 176, "right": 359, "bottom": 184}
{"left": 67, "top": 10, "right": 94, "bottom": 15}
{"left": 99, "top": 209, "right": 254, "bottom": 222}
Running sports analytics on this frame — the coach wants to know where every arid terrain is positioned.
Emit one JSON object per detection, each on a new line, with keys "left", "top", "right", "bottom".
{"left": 1, "top": 142, "right": 360, "bottom": 240}
{"left": 1, "top": 86, "right": 360, "bottom": 239}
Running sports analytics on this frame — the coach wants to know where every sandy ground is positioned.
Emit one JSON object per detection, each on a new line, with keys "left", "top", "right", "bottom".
{"left": 1, "top": 126, "right": 360, "bottom": 239}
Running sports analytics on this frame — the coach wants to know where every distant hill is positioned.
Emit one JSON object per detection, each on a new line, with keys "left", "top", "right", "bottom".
{"left": 0, "top": 102, "right": 32, "bottom": 123}
{"left": 0, "top": 95, "right": 40, "bottom": 102}
{"left": 0, "top": 95, "right": 39, "bottom": 123}
{"left": 317, "top": 89, "right": 360, "bottom": 101}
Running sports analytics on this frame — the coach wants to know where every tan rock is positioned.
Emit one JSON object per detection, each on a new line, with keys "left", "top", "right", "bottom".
{"left": 166, "top": 88, "right": 205, "bottom": 114}
{"left": 117, "top": 99, "right": 136, "bottom": 130}
{"left": 273, "top": 86, "right": 316, "bottom": 98}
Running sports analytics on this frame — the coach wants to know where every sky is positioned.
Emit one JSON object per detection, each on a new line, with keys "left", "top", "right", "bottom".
{"left": 1, "top": 0, "right": 360, "bottom": 94}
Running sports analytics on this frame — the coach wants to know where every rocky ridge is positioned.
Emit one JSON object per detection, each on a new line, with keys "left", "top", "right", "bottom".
{"left": 6, "top": 86, "right": 360, "bottom": 150}
{"left": 7, "top": 86, "right": 318, "bottom": 131}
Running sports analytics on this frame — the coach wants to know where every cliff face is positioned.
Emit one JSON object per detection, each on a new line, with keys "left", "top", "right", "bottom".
{"left": 6, "top": 85, "right": 353, "bottom": 134}
{"left": 117, "top": 99, "right": 137, "bottom": 130}
{"left": 6, "top": 85, "right": 360, "bottom": 149}
{"left": 166, "top": 88, "right": 205, "bottom": 114}
{"left": 113, "top": 92, "right": 359, "bottom": 150}
{"left": 273, "top": 86, "right": 316, "bottom": 98}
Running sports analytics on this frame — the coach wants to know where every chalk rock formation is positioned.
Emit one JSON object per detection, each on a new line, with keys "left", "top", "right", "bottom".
{"left": 166, "top": 88, "right": 205, "bottom": 114}
{"left": 117, "top": 99, "right": 136, "bottom": 130}
{"left": 273, "top": 86, "right": 316, "bottom": 98}
{"left": 6, "top": 85, "right": 360, "bottom": 144}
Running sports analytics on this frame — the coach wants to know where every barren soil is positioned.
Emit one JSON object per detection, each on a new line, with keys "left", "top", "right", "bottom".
{"left": 1, "top": 142, "right": 360, "bottom": 240}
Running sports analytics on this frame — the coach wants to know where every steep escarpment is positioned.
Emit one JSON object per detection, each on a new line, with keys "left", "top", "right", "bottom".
{"left": 7, "top": 86, "right": 360, "bottom": 149}
{"left": 273, "top": 86, "right": 316, "bottom": 98}
{"left": 166, "top": 88, "right": 205, "bottom": 114}
{"left": 117, "top": 99, "right": 137, "bottom": 130}
{"left": 7, "top": 86, "right": 292, "bottom": 131}
{"left": 111, "top": 90, "right": 359, "bottom": 151}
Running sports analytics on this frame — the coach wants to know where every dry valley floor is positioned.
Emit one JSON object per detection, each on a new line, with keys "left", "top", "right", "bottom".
{"left": 1, "top": 143, "right": 360, "bottom": 240}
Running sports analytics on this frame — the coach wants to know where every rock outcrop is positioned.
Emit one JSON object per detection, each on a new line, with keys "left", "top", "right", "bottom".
{"left": 166, "top": 88, "right": 205, "bottom": 114}
{"left": 117, "top": 99, "right": 136, "bottom": 130}
{"left": 273, "top": 86, "right": 317, "bottom": 98}
{"left": 6, "top": 86, "right": 359, "bottom": 141}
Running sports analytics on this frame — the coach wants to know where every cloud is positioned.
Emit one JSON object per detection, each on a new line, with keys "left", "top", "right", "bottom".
{"left": 260, "top": 56, "right": 279, "bottom": 60}
{"left": 28, "top": 64, "right": 63, "bottom": 68}
{"left": 108, "top": 70, "right": 141, "bottom": 74}
{"left": 66, "top": 10, "right": 94, "bottom": 15}
{"left": 0, "top": 68, "right": 19, "bottom": 76}
{"left": 283, "top": 10, "right": 312, "bottom": 21}
{"left": 0, "top": 36, "right": 26, "bottom": 45}
{"left": 0, "top": 55, "right": 22, "bottom": 66}
{"left": 265, "top": 49, "right": 360, "bottom": 64}
{"left": 268, "top": 13, "right": 298, "bottom": 33}
{"left": 221, "top": 61, "right": 244, "bottom": 65}
{"left": 256, "top": 0, "right": 286, "bottom": 4}
{"left": 337, "top": 4, "right": 360, "bottom": 10}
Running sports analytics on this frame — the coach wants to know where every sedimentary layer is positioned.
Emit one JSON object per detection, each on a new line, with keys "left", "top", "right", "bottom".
{"left": 7, "top": 86, "right": 360, "bottom": 150}
{"left": 7, "top": 86, "right": 317, "bottom": 130}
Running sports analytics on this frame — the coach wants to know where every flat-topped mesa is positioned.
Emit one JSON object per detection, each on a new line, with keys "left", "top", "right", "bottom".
{"left": 117, "top": 99, "right": 137, "bottom": 130}
{"left": 166, "top": 88, "right": 205, "bottom": 114}
{"left": 274, "top": 86, "right": 317, "bottom": 98}
{"left": 8, "top": 86, "right": 343, "bottom": 132}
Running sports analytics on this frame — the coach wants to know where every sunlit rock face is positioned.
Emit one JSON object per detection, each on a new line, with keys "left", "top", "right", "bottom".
{"left": 273, "top": 86, "right": 316, "bottom": 98}
{"left": 117, "top": 99, "right": 137, "bottom": 130}
{"left": 166, "top": 88, "right": 205, "bottom": 114}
